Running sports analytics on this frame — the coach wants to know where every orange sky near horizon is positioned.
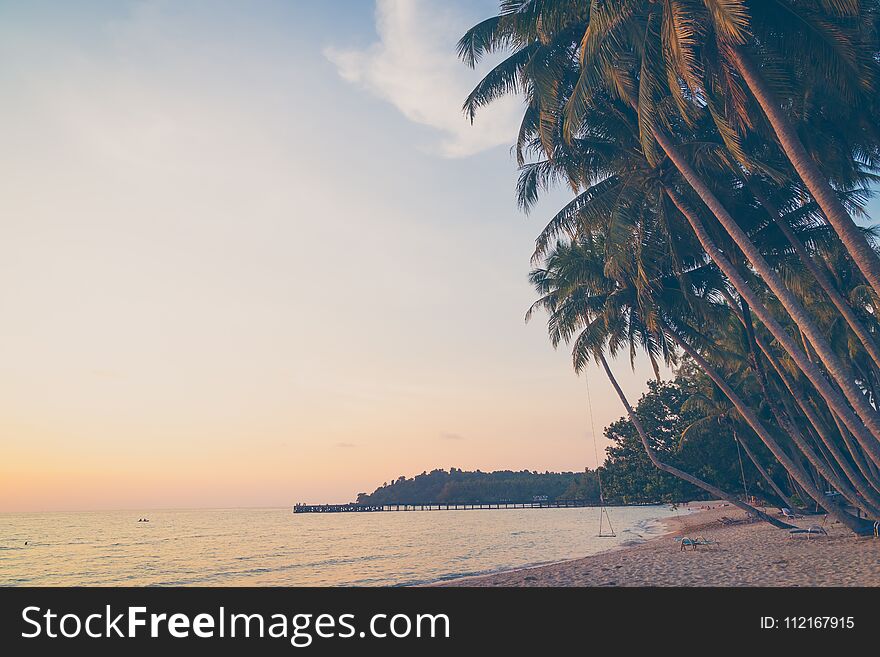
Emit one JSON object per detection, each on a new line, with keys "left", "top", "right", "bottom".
{"left": 0, "top": 0, "right": 665, "bottom": 513}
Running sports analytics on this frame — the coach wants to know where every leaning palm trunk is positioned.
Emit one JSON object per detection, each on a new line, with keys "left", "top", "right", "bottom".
{"left": 749, "top": 184, "right": 880, "bottom": 374}
{"left": 662, "top": 184, "right": 880, "bottom": 470}
{"left": 729, "top": 48, "right": 880, "bottom": 303}
{"left": 737, "top": 301, "right": 880, "bottom": 519}
{"left": 733, "top": 428, "right": 796, "bottom": 510}
{"left": 720, "top": 288, "right": 880, "bottom": 511}
{"left": 768, "top": 345, "right": 880, "bottom": 507}
{"left": 656, "top": 133, "right": 880, "bottom": 445}
{"left": 596, "top": 352, "right": 792, "bottom": 529}
{"left": 756, "top": 335, "right": 880, "bottom": 508}
{"left": 744, "top": 308, "right": 880, "bottom": 492}
{"left": 663, "top": 325, "right": 877, "bottom": 533}
{"left": 637, "top": 95, "right": 880, "bottom": 441}
{"left": 827, "top": 405, "right": 880, "bottom": 495}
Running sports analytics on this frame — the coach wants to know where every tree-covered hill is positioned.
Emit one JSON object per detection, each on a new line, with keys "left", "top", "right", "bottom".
{"left": 353, "top": 376, "right": 783, "bottom": 507}
{"left": 355, "top": 468, "right": 599, "bottom": 505}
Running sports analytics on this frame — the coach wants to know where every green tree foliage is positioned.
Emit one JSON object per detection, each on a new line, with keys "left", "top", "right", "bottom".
{"left": 457, "top": 0, "right": 880, "bottom": 534}
{"left": 600, "top": 376, "right": 782, "bottom": 504}
{"left": 356, "top": 468, "right": 599, "bottom": 505}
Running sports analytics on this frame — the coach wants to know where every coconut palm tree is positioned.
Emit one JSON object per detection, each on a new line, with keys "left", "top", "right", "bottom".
{"left": 526, "top": 237, "right": 792, "bottom": 527}
{"left": 519, "top": 92, "right": 880, "bottom": 485}
{"left": 459, "top": 0, "right": 880, "bottom": 468}
{"left": 517, "top": 79, "right": 880, "bottom": 513}
{"left": 718, "top": 283, "right": 880, "bottom": 506}
{"left": 536, "top": 110, "right": 873, "bottom": 524}
{"left": 746, "top": 178, "right": 880, "bottom": 374}
{"left": 551, "top": 0, "right": 880, "bottom": 301}
{"left": 528, "top": 231, "right": 878, "bottom": 531}
{"left": 663, "top": 184, "right": 880, "bottom": 469}
{"left": 722, "top": 1, "right": 880, "bottom": 302}
{"left": 460, "top": 1, "right": 880, "bottom": 531}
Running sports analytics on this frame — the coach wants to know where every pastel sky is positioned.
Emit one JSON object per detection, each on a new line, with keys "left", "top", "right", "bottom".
{"left": 4, "top": 1, "right": 871, "bottom": 513}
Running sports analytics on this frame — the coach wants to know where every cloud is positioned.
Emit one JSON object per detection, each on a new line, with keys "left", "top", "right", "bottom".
{"left": 324, "top": 0, "right": 523, "bottom": 158}
{"left": 335, "top": 442, "right": 357, "bottom": 448}
{"left": 439, "top": 432, "right": 465, "bottom": 441}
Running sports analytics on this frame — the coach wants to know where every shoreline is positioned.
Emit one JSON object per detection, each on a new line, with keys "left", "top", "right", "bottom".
{"left": 434, "top": 504, "right": 880, "bottom": 586}
{"left": 424, "top": 502, "right": 701, "bottom": 587}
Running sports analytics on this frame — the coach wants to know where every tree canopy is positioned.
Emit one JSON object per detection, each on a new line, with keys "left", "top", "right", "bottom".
{"left": 459, "top": 1, "right": 880, "bottom": 534}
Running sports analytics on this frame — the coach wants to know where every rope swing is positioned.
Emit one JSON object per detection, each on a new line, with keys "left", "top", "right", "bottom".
{"left": 586, "top": 367, "right": 615, "bottom": 538}
{"left": 734, "top": 431, "right": 750, "bottom": 500}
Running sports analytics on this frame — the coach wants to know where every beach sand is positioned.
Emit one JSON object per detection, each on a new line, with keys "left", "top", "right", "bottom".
{"left": 439, "top": 504, "right": 880, "bottom": 586}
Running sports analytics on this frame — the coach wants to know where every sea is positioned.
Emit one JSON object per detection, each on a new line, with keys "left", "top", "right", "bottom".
{"left": 0, "top": 505, "right": 684, "bottom": 586}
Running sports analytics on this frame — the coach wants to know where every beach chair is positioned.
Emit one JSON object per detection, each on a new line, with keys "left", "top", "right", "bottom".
{"left": 677, "top": 536, "right": 719, "bottom": 551}
{"left": 695, "top": 536, "right": 719, "bottom": 549}
{"left": 788, "top": 525, "right": 828, "bottom": 540}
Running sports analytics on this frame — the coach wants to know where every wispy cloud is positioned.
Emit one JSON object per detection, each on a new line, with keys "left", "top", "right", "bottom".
{"left": 324, "top": 0, "right": 522, "bottom": 158}
{"left": 335, "top": 442, "right": 357, "bottom": 448}
{"left": 439, "top": 432, "right": 465, "bottom": 441}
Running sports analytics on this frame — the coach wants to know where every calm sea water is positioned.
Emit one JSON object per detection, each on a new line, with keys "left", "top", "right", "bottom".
{"left": 0, "top": 506, "right": 682, "bottom": 586}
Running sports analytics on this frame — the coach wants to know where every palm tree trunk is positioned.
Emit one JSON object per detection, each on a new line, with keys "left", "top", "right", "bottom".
{"left": 738, "top": 300, "right": 880, "bottom": 518}
{"left": 759, "top": 337, "right": 880, "bottom": 500}
{"left": 729, "top": 47, "right": 880, "bottom": 302}
{"left": 595, "top": 352, "right": 792, "bottom": 529}
{"left": 656, "top": 133, "right": 880, "bottom": 444}
{"left": 755, "top": 315, "right": 880, "bottom": 493}
{"left": 720, "top": 288, "right": 880, "bottom": 511}
{"left": 734, "top": 428, "right": 795, "bottom": 509}
{"left": 663, "top": 325, "right": 877, "bottom": 533}
{"left": 827, "top": 408, "right": 880, "bottom": 494}
{"left": 663, "top": 185, "right": 880, "bottom": 469}
{"left": 749, "top": 183, "right": 880, "bottom": 373}
{"left": 629, "top": 93, "right": 880, "bottom": 451}
{"left": 766, "top": 343, "right": 880, "bottom": 504}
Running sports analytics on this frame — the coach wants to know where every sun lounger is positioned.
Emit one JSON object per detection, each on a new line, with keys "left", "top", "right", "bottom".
{"left": 677, "top": 536, "right": 719, "bottom": 551}
{"left": 789, "top": 525, "right": 828, "bottom": 539}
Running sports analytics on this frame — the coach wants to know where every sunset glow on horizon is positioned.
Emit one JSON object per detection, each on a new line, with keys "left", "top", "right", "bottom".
{"left": 3, "top": 0, "right": 681, "bottom": 512}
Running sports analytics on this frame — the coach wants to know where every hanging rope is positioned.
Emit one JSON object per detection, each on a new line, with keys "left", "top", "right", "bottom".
{"left": 734, "top": 431, "right": 749, "bottom": 499}
{"left": 586, "top": 367, "right": 615, "bottom": 537}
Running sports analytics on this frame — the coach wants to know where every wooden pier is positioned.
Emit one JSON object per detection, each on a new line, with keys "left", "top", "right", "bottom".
{"left": 293, "top": 500, "right": 597, "bottom": 514}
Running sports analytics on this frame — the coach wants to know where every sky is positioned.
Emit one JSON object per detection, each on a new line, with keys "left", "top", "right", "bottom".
{"left": 6, "top": 0, "right": 858, "bottom": 513}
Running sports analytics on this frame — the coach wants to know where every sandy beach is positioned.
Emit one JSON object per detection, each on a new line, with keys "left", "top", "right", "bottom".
{"left": 440, "top": 504, "right": 880, "bottom": 586}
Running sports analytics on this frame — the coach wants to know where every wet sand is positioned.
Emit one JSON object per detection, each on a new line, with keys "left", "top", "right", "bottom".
{"left": 439, "top": 504, "right": 880, "bottom": 586}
